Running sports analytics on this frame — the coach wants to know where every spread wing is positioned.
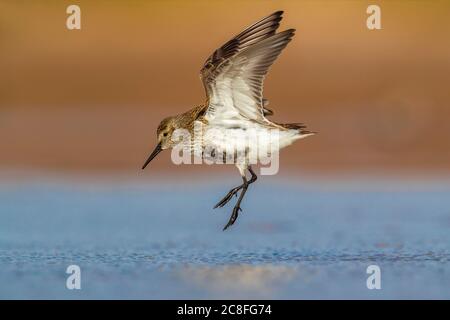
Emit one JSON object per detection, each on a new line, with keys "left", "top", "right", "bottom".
{"left": 200, "top": 11, "right": 295, "bottom": 124}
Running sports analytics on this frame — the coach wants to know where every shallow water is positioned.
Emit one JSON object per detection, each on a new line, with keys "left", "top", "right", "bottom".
{"left": 1, "top": 179, "right": 450, "bottom": 299}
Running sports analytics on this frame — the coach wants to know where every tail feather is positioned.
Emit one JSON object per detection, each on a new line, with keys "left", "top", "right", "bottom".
{"left": 280, "top": 123, "right": 316, "bottom": 135}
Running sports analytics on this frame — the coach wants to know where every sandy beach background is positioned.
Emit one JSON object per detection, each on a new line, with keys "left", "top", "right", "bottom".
{"left": 1, "top": 0, "right": 449, "bottom": 175}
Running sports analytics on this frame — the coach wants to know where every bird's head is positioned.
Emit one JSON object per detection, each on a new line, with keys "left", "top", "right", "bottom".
{"left": 142, "top": 116, "right": 177, "bottom": 169}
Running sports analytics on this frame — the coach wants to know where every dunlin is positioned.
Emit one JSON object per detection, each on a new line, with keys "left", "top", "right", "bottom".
{"left": 142, "top": 11, "right": 314, "bottom": 230}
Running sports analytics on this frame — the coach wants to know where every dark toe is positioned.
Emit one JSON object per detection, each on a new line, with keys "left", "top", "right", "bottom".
{"left": 222, "top": 206, "right": 242, "bottom": 230}
{"left": 213, "top": 187, "right": 241, "bottom": 209}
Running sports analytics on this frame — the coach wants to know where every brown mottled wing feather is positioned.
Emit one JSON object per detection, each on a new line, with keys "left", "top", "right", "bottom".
{"left": 200, "top": 11, "right": 294, "bottom": 123}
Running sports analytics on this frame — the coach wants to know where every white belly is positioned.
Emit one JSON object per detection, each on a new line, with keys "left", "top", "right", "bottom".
{"left": 194, "top": 121, "right": 301, "bottom": 164}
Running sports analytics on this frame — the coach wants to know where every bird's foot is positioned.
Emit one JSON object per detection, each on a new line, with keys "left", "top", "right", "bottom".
{"left": 223, "top": 206, "right": 242, "bottom": 231}
{"left": 213, "top": 186, "right": 242, "bottom": 209}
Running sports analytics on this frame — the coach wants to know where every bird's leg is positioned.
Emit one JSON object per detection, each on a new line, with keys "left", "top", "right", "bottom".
{"left": 223, "top": 175, "right": 248, "bottom": 230}
{"left": 248, "top": 166, "right": 258, "bottom": 184}
{"left": 213, "top": 185, "right": 243, "bottom": 209}
{"left": 222, "top": 167, "right": 258, "bottom": 230}
{"left": 213, "top": 167, "right": 257, "bottom": 209}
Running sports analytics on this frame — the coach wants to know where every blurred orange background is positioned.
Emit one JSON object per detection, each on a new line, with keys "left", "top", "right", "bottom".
{"left": 1, "top": 0, "right": 449, "bottom": 177}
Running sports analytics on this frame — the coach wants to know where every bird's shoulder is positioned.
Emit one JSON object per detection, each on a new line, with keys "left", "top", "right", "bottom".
{"left": 176, "top": 104, "right": 209, "bottom": 130}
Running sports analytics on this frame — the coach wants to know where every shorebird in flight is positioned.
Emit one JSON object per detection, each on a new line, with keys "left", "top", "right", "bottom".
{"left": 142, "top": 11, "right": 314, "bottom": 230}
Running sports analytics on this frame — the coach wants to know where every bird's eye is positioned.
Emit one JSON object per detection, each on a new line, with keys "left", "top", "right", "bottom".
{"left": 163, "top": 132, "right": 168, "bottom": 137}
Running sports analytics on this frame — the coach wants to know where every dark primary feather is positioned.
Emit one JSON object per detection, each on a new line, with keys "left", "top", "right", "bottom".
{"left": 201, "top": 11, "right": 283, "bottom": 70}
{"left": 200, "top": 11, "right": 296, "bottom": 123}
{"left": 200, "top": 11, "right": 284, "bottom": 100}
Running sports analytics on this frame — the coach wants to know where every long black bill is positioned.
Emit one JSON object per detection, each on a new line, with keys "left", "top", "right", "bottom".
{"left": 142, "top": 143, "right": 162, "bottom": 169}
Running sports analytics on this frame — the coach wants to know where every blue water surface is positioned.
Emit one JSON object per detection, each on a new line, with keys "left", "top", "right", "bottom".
{"left": 0, "top": 178, "right": 449, "bottom": 299}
